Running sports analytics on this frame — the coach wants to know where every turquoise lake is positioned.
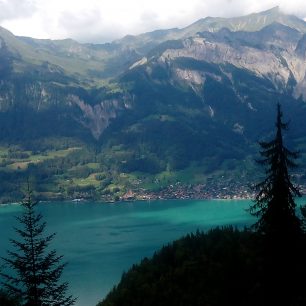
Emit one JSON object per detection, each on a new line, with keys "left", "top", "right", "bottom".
{"left": 0, "top": 199, "right": 260, "bottom": 306}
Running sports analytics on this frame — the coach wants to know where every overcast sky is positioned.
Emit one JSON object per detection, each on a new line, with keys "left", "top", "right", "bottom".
{"left": 0, "top": 0, "right": 306, "bottom": 43}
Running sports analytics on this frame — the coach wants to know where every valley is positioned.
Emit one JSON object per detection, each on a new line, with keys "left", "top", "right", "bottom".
{"left": 1, "top": 7, "right": 306, "bottom": 202}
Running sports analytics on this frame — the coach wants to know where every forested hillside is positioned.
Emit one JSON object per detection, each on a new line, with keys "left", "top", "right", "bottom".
{"left": 1, "top": 7, "right": 306, "bottom": 202}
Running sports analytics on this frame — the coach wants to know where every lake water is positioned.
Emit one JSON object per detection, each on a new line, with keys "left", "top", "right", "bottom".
{"left": 0, "top": 199, "right": 258, "bottom": 306}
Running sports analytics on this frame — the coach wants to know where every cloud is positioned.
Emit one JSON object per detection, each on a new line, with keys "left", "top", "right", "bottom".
{"left": 0, "top": 0, "right": 306, "bottom": 43}
{"left": 57, "top": 8, "right": 124, "bottom": 42}
{"left": 189, "top": 0, "right": 306, "bottom": 22}
{"left": 278, "top": 0, "right": 306, "bottom": 18}
{"left": 0, "top": 0, "right": 36, "bottom": 22}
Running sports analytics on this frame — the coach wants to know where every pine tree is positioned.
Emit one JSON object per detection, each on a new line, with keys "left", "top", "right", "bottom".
{"left": 250, "top": 104, "right": 304, "bottom": 305}
{"left": 250, "top": 103, "right": 302, "bottom": 237}
{"left": 0, "top": 187, "right": 76, "bottom": 306}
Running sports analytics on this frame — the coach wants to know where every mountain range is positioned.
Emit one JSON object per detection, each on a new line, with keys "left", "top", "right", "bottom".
{"left": 1, "top": 7, "right": 306, "bottom": 202}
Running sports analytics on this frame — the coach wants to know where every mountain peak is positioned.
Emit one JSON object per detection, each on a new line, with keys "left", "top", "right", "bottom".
{"left": 259, "top": 6, "right": 281, "bottom": 15}
{"left": 182, "top": 6, "right": 306, "bottom": 36}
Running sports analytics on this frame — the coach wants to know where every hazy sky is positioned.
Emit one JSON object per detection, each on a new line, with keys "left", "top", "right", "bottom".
{"left": 0, "top": 0, "right": 306, "bottom": 43}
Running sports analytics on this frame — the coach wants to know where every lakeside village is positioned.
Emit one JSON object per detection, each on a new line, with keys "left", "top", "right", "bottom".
{"left": 67, "top": 173, "right": 306, "bottom": 203}
{"left": 121, "top": 183, "right": 255, "bottom": 201}
{"left": 118, "top": 179, "right": 306, "bottom": 202}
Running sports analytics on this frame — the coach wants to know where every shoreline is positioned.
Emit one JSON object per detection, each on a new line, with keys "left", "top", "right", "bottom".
{"left": 1, "top": 196, "right": 305, "bottom": 212}
{"left": 0, "top": 195, "right": 256, "bottom": 207}
{"left": 1, "top": 182, "right": 305, "bottom": 206}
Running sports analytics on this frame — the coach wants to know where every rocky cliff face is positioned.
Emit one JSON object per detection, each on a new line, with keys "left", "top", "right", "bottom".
{"left": 68, "top": 94, "right": 133, "bottom": 139}
{"left": 156, "top": 24, "right": 306, "bottom": 99}
{"left": 1, "top": 8, "right": 306, "bottom": 144}
{"left": 0, "top": 75, "right": 133, "bottom": 139}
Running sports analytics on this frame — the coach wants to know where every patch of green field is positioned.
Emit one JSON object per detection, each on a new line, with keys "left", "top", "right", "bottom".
{"left": 36, "top": 147, "right": 81, "bottom": 159}
{"left": 2, "top": 147, "right": 81, "bottom": 171}
{"left": 7, "top": 161, "right": 37, "bottom": 170}
{"left": 86, "top": 163, "right": 100, "bottom": 170}
{"left": 72, "top": 173, "right": 100, "bottom": 187}
{"left": 0, "top": 147, "right": 9, "bottom": 163}
{"left": 0, "top": 147, "right": 9, "bottom": 155}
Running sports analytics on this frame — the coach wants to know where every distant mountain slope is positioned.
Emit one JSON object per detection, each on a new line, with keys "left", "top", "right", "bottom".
{"left": 1, "top": 8, "right": 306, "bottom": 141}
{"left": 0, "top": 26, "right": 140, "bottom": 82}
{"left": 183, "top": 6, "right": 306, "bottom": 34}
{"left": 113, "top": 7, "right": 306, "bottom": 54}
{"left": 2, "top": 7, "right": 306, "bottom": 82}
{"left": 1, "top": 8, "right": 306, "bottom": 202}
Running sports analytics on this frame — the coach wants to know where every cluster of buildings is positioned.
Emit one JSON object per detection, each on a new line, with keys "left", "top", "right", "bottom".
{"left": 122, "top": 181, "right": 256, "bottom": 201}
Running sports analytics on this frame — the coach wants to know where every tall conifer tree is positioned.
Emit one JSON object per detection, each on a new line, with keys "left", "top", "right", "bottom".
{"left": 250, "top": 104, "right": 303, "bottom": 305}
{"left": 0, "top": 186, "right": 76, "bottom": 306}
{"left": 250, "top": 103, "right": 302, "bottom": 237}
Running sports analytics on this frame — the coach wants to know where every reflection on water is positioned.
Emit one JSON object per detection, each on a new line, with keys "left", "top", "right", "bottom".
{"left": 0, "top": 199, "right": 254, "bottom": 306}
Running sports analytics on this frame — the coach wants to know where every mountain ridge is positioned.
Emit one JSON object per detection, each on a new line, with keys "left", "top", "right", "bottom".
{"left": 112, "top": 7, "right": 306, "bottom": 57}
{"left": 1, "top": 8, "right": 306, "bottom": 202}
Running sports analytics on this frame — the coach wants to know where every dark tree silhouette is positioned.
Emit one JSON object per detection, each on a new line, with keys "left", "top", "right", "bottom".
{"left": 250, "top": 103, "right": 302, "bottom": 237}
{"left": 250, "top": 104, "right": 304, "bottom": 305}
{"left": 0, "top": 187, "right": 76, "bottom": 306}
{"left": 0, "top": 289, "right": 21, "bottom": 306}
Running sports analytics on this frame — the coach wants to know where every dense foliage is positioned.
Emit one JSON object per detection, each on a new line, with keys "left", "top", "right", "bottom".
{"left": 0, "top": 290, "right": 20, "bottom": 306}
{"left": 98, "top": 227, "right": 306, "bottom": 306}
